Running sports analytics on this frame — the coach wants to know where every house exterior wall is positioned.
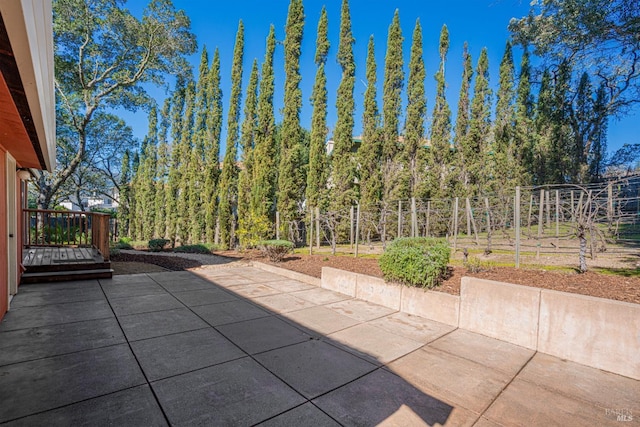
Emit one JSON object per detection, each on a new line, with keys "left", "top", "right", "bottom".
{"left": 0, "top": 147, "right": 8, "bottom": 318}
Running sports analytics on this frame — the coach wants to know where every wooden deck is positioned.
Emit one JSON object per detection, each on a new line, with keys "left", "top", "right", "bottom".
{"left": 23, "top": 247, "right": 104, "bottom": 267}
{"left": 22, "top": 247, "right": 112, "bottom": 283}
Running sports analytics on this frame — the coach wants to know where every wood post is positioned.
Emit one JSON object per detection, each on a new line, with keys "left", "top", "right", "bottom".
{"left": 354, "top": 203, "right": 361, "bottom": 257}
{"left": 309, "top": 208, "right": 313, "bottom": 255}
{"left": 315, "top": 207, "right": 320, "bottom": 248}
{"left": 555, "top": 190, "right": 560, "bottom": 242}
{"left": 350, "top": 206, "right": 354, "bottom": 249}
{"left": 426, "top": 201, "right": 431, "bottom": 237}
{"left": 515, "top": 186, "right": 521, "bottom": 268}
{"left": 397, "top": 200, "right": 402, "bottom": 238}
{"left": 453, "top": 197, "right": 459, "bottom": 252}
{"left": 411, "top": 197, "right": 417, "bottom": 238}
{"left": 537, "top": 189, "right": 544, "bottom": 259}
{"left": 275, "top": 211, "right": 280, "bottom": 240}
{"left": 466, "top": 198, "right": 479, "bottom": 245}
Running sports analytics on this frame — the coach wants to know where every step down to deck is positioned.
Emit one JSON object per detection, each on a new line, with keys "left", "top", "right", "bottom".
{"left": 21, "top": 268, "right": 113, "bottom": 284}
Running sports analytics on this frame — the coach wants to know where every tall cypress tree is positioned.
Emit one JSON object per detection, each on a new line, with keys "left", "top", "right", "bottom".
{"left": 218, "top": 21, "right": 244, "bottom": 249}
{"left": 427, "top": 24, "right": 453, "bottom": 199}
{"left": 588, "top": 84, "right": 608, "bottom": 181}
{"left": 188, "top": 47, "right": 210, "bottom": 243}
{"left": 278, "top": 0, "right": 305, "bottom": 239}
{"left": 154, "top": 98, "right": 170, "bottom": 238}
{"left": 177, "top": 80, "right": 196, "bottom": 244}
{"left": 132, "top": 106, "right": 158, "bottom": 241}
{"left": 118, "top": 150, "right": 131, "bottom": 237}
{"left": 535, "top": 69, "right": 554, "bottom": 184}
{"left": 514, "top": 48, "right": 535, "bottom": 184}
{"left": 251, "top": 26, "right": 277, "bottom": 230}
{"left": 492, "top": 40, "right": 518, "bottom": 191}
{"left": 403, "top": 18, "right": 426, "bottom": 199}
{"left": 329, "top": 0, "right": 357, "bottom": 219}
{"left": 166, "top": 76, "right": 186, "bottom": 245}
{"left": 237, "top": 59, "right": 259, "bottom": 244}
{"left": 454, "top": 42, "right": 473, "bottom": 192}
{"left": 205, "top": 48, "right": 223, "bottom": 243}
{"left": 358, "top": 35, "right": 383, "bottom": 210}
{"left": 549, "top": 60, "right": 571, "bottom": 184}
{"left": 306, "top": 7, "right": 329, "bottom": 211}
{"left": 382, "top": 10, "right": 404, "bottom": 204}
{"left": 466, "top": 48, "right": 491, "bottom": 196}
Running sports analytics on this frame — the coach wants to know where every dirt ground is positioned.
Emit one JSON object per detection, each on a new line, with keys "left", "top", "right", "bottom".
{"left": 111, "top": 250, "right": 640, "bottom": 305}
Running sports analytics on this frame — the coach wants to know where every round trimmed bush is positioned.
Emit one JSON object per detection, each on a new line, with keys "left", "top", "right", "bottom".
{"left": 379, "top": 237, "right": 450, "bottom": 288}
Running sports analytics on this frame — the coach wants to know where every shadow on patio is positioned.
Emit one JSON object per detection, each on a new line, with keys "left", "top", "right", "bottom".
{"left": 0, "top": 265, "right": 459, "bottom": 426}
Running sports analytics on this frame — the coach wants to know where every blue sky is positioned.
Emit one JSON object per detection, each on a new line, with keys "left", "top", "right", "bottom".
{"left": 122, "top": 0, "right": 638, "bottom": 157}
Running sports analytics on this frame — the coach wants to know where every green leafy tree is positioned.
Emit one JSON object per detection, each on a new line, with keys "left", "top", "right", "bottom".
{"left": 34, "top": 0, "right": 195, "bottom": 209}
{"left": 218, "top": 21, "right": 244, "bottom": 249}
{"left": 534, "top": 69, "right": 554, "bottom": 184}
{"left": 278, "top": 0, "right": 306, "bottom": 240}
{"left": 403, "top": 19, "right": 426, "bottom": 199}
{"left": 382, "top": 10, "right": 404, "bottom": 204}
{"left": 306, "top": 7, "right": 330, "bottom": 211}
{"left": 453, "top": 43, "right": 473, "bottom": 192}
{"left": 427, "top": 24, "right": 453, "bottom": 200}
{"left": 251, "top": 26, "right": 278, "bottom": 232}
{"left": 358, "top": 35, "right": 383, "bottom": 210}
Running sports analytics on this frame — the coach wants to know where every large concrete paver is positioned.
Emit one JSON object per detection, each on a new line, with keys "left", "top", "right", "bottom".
{"left": 9, "top": 283, "right": 104, "bottom": 307}
{"left": 217, "top": 316, "right": 312, "bottom": 354}
{"left": 291, "top": 287, "right": 352, "bottom": 305}
{"left": 151, "top": 357, "right": 305, "bottom": 426}
{"left": 329, "top": 323, "right": 424, "bottom": 364}
{"left": 118, "top": 307, "right": 208, "bottom": 341}
{"left": 517, "top": 352, "right": 640, "bottom": 411}
{"left": 255, "top": 339, "right": 377, "bottom": 398}
{"left": 0, "top": 344, "right": 145, "bottom": 423}
{"left": 253, "top": 293, "right": 317, "bottom": 313}
{"left": 191, "top": 299, "right": 270, "bottom": 326}
{"left": 326, "top": 298, "right": 396, "bottom": 322}
{"left": 367, "top": 312, "right": 455, "bottom": 344}
{"left": 171, "top": 287, "right": 237, "bottom": 307}
{"left": 109, "top": 293, "right": 184, "bottom": 316}
{"left": 482, "top": 376, "right": 615, "bottom": 426}
{"left": 131, "top": 328, "right": 245, "bottom": 381}
{"left": 0, "top": 299, "right": 112, "bottom": 332}
{"left": 256, "top": 402, "right": 340, "bottom": 427}
{"left": 281, "top": 305, "right": 360, "bottom": 335}
{"left": 429, "top": 329, "right": 534, "bottom": 376}
{"left": 313, "top": 367, "right": 479, "bottom": 426}
{"left": 387, "top": 346, "right": 512, "bottom": 414}
{"left": 0, "top": 317, "right": 125, "bottom": 366}
{"left": 2, "top": 385, "right": 167, "bottom": 427}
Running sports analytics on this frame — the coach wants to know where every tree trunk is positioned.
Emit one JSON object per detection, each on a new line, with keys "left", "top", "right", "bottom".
{"left": 578, "top": 226, "right": 588, "bottom": 273}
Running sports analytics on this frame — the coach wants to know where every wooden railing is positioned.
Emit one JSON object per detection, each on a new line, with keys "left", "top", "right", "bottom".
{"left": 23, "top": 209, "right": 111, "bottom": 261}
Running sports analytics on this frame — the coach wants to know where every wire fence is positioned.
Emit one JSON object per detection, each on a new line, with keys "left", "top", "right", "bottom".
{"left": 296, "top": 177, "right": 640, "bottom": 266}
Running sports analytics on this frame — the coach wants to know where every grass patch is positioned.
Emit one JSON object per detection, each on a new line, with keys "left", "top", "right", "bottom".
{"left": 593, "top": 267, "right": 640, "bottom": 277}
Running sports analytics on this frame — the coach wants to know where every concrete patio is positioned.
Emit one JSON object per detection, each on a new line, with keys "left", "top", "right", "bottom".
{"left": 0, "top": 265, "right": 638, "bottom": 426}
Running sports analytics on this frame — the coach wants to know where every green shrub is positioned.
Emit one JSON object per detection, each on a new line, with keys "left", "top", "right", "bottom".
{"left": 259, "top": 240, "right": 294, "bottom": 262}
{"left": 148, "top": 238, "right": 170, "bottom": 252}
{"left": 113, "top": 237, "right": 133, "bottom": 250}
{"left": 464, "top": 255, "right": 494, "bottom": 273}
{"left": 379, "top": 237, "right": 450, "bottom": 288}
{"left": 174, "top": 244, "right": 214, "bottom": 254}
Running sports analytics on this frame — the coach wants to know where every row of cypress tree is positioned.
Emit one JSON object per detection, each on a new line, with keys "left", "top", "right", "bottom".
{"left": 121, "top": 0, "right": 609, "bottom": 248}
